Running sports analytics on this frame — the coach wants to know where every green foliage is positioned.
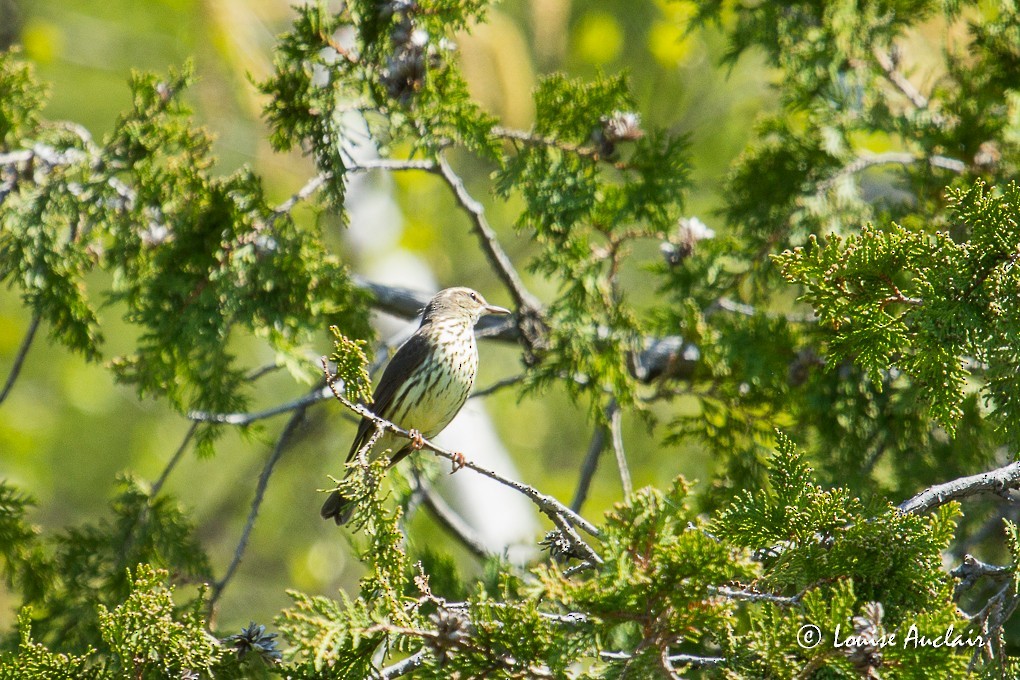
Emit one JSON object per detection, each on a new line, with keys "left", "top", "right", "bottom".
{"left": 96, "top": 566, "right": 223, "bottom": 678}
{"left": 9, "top": 475, "right": 210, "bottom": 653}
{"left": 0, "top": 51, "right": 371, "bottom": 455}
{"left": 260, "top": 0, "right": 497, "bottom": 212}
{"left": 0, "top": 610, "right": 91, "bottom": 679}
{"left": 0, "top": 48, "right": 44, "bottom": 147}
{"left": 777, "top": 182, "right": 1020, "bottom": 442}
{"left": 495, "top": 73, "right": 689, "bottom": 417}
{"left": 0, "top": 484, "right": 52, "bottom": 605}
{"left": 0, "top": 483, "right": 272, "bottom": 679}
{"left": 329, "top": 326, "right": 372, "bottom": 404}
{"left": 5, "top": 0, "right": 1020, "bottom": 676}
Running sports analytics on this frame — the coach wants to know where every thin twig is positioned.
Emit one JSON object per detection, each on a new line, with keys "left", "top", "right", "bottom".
{"left": 322, "top": 361, "right": 601, "bottom": 544}
{"left": 951, "top": 555, "right": 1014, "bottom": 597}
{"left": 712, "top": 297, "right": 817, "bottom": 324}
{"left": 818, "top": 151, "right": 964, "bottom": 193}
{"left": 599, "top": 650, "right": 724, "bottom": 668}
{"left": 209, "top": 405, "right": 308, "bottom": 612}
{"left": 272, "top": 173, "right": 330, "bottom": 217}
{"left": 0, "top": 314, "right": 41, "bottom": 406}
{"left": 432, "top": 154, "right": 541, "bottom": 311}
{"left": 707, "top": 585, "right": 803, "bottom": 605}
{"left": 469, "top": 374, "right": 524, "bottom": 399}
{"left": 188, "top": 386, "right": 332, "bottom": 425}
{"left": 607, "top": 400, "right": 632, "bottom": 501}
{"left": 491, "top": 126, "right": 632, "bottom": 171}
{"left": 379, "top": 650, "right": 427, "bottom": 679}
{"left": 271, "top": 159, "right": 438, "bottom": 218}
{"left": 873, "top": 47, "right": 947, "bottom": 127}
{"left": 897, "top": 461, "right": 1020, "bottom": 515}
{"left": 245, "top": 362, "right": 284, "bottom": 382}
{"left": 441, "top": 599, "right": 589, "bottom": 625}
{"left": 151, "top": 422, "right": 198, "bottom": 497}
{"left": 415, "top": 477, "right": 492, "bottom": 561}
{"left": 571, "top": 425, "right": 607, "bottom": 513}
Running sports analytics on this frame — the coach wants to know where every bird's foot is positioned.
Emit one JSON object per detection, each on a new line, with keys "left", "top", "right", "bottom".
{"left": 450, "top": 451, "right": 467, "bottom": 473}
{"left": 408, "top": 429, "right": 425, "bottom": 451}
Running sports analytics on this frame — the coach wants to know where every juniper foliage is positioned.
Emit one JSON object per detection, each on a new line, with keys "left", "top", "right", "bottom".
{"left": 1, "top": 0, "right": 1020, "bottom": 678}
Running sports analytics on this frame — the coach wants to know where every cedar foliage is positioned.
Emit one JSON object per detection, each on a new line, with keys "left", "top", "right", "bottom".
{"left": 2, "top": 0, "right": 1020, "bottom": 677}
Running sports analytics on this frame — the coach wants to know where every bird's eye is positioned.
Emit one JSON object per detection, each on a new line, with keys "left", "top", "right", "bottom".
{"left": 469, "top": 292, "right": 478, "bottom": 301}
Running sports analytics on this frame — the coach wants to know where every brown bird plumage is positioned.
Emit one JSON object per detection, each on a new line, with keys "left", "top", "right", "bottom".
{"left": 322, "top": 287, "right": 510, "bottom": 524}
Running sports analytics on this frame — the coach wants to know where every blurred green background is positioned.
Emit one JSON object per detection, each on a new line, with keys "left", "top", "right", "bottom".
{"left": 0, "top": 0, "right": 773, "bottom": 630}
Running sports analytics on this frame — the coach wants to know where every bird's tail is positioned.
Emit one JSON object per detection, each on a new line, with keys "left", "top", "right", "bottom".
{"left": 320, "top": 490, "right": 355, "bottom": 525}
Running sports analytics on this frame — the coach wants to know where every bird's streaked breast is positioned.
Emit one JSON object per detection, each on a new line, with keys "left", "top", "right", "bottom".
{"left": 386, "top": 319, "right": 478, "bottom": 439}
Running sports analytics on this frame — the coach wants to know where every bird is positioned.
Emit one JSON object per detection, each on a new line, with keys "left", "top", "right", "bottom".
{"left": 321, "top": 286, "right": 511, "bottom": 525}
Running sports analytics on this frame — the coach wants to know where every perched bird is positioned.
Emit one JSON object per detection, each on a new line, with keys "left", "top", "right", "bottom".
{"left": 322, "top": 287, "right": 511, "bottom": 525}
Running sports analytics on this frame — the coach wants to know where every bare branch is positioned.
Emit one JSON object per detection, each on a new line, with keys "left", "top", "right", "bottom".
{"left": 414, "top": 475, "right": 493, "bottom": 561}
{"left": 492, "top": 125, "right": 599, "bottom": 158}
{"left": 441, "top": 599, "right": 589, "bottom": 625}
{"left": 600, "top": 650, "right": 724, "bottom": 668}
{"left": 571, "top": 425, "right": 607, "bottom": 513}
{"left": 0, "top": 314, "right": 40, "bottom": 407}
{"left": 210, "top": 405, "right": 308, "bottom": 613}
{"left": 271, "top": 159, "right": 437, "bottom": 219}
{"left": 819, "top": 151, "right": 965, "bottom": 194}
{"left": 379, "top": 650, "right": 427, "bottom": 679}
{"left": 470, "top": 374, "right": 525, "bottom": 399}
{"left": 607, "top": 399, "right": 632, "bottom": 501}
{"left": 151, "top": 422, "right": 198, "bottom": 497}
{"left": 432, "top": 154, "right": 542, "bottom": 311}
{"left": 708, "top": 585, "right": 803, "bottom": 605}
{"left": 897, "top": 461, "right": 1020, "bottom": 515}
{"left": 951, "top": 554, "right": 1013, "bottom": 597}
{"left": 873, "top": 47, "right": 947, "bottom": 127}
{"left": 272, "top": 173, "right": 330, "bottom": 217}
{"left": 188, "top": 386, "right": 332, "bottom": 425}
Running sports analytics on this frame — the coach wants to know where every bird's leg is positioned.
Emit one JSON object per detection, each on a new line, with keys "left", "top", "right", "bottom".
{"left": 450, "top": 451, "right": 467, "bottom": 473}
{"left": 408, "top": 429, "right": 425, "bottom": 451}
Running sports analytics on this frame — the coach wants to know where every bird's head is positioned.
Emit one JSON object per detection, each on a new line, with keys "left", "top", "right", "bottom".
{"left": 422, "top": 287, "right": 511, "bottom": 325}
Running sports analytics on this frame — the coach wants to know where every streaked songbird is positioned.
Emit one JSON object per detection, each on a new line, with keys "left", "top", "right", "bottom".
{"left": 322, "top": 287, "right": 511, "bottom": 525}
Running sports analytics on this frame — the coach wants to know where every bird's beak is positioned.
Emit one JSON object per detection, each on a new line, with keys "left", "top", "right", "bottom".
{"left": 484, "top": 304, "right": 511, "bottom": 316}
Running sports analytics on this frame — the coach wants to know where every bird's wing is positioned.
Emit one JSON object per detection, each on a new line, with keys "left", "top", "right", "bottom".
{"left": 346, "top": 329, "right": 431, "bottom": 463}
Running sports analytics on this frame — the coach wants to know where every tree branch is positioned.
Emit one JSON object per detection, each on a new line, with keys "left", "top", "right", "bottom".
{"left": 151, "top": 422, "right": 198, "bottom": 497}
{"left": 571, "top": 424, "right": 607, "bottom": 513}
{"left": 819, "top": 151, "right": 965, "bottom": 194}
{"left": 707, "top": 585, "right": 803, "bottom": 605}
{"left": 209, "top": 405, "right": 308, "bottom": 613}
{"left": 271, "top": 159, "right": 438, "bottom": 219}
{"left": 470, "top": 374, "right": 524, "bottom": 399}
{"left": 0, "top": 313, "right": 40, "bottom": 407}
{"left": 599, "top": 650, "right": 724, "bottom": 668}
{"left": 432, "top": 154, "right": 542, "bottom": 311}
{"left": 413, "top": 475, "right": 493, "bottom": 561}
{"left": 952, "top": 554, "right": 1013, "bottom": 598}
{"left": 897, "top": 462, "right": 1020, "bottom": 515}
{"left": 379, "top": 650, "right": 427, "bottom": 679}
{"left": 607, "top": 399, "right": 632, "bottom": 501}
{"left": 873, "top": 47, "right": 947, "bottom": 127}
{"left": 188, "top": 386, "right": 332, "bottom": 425}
